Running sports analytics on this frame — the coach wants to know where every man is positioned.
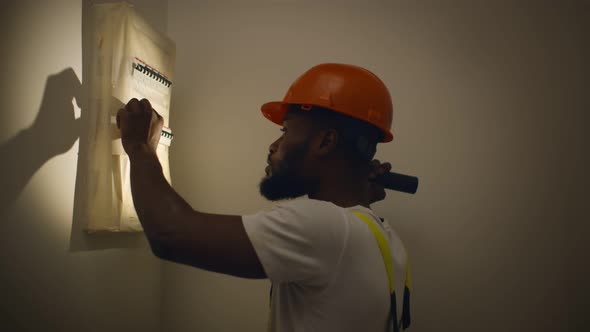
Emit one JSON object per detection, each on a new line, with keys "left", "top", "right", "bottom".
{"left": 117, "top": 63, "right": 411, "bottom": 331}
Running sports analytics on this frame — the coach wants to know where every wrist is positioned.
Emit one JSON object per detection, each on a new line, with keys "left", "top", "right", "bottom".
{"left": 127, "top": 144, "right": 158, "bottom": 163}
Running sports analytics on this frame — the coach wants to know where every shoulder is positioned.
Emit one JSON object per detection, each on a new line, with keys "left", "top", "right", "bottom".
{"left": 277, "top": 198, "right": 343, "bottom": 219}
{"left": 242, "top": 198, "right": 349, "bottom": 261}
{"left": 243, "top": 199, "right": 344, "bottom": 223}
{"left": 241, "top": 199, "right": 348, "bottom": 283}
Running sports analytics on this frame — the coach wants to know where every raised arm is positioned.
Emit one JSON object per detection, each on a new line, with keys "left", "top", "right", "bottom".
{"left": 117, "top": 98, "right": 266, "bottom": 279}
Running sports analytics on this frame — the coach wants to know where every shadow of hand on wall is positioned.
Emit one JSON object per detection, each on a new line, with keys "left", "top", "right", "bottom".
{"left": 0, "top": 68, "right": 81, "bottom": 213}
{"left": 0, "top": 67, "right": 147, "bottom": 251}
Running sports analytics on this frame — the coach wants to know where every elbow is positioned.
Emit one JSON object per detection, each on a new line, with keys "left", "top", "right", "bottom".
{"left": 143, "top": 223, "right": 184, "bottom": 260}
{"left": 145, "top": 230, "right": 176, "bottom": 260}
{"left": 149, "top": 239, "right": 192, "bottom": 267}
{"left": 147, "top": 230, "right": 186, "bottom": 263}
{"left": 148, "top": 238, "right": 170, "bottom": 260}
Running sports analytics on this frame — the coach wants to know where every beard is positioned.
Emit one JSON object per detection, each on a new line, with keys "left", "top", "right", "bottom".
{"left": 259, "top": 140, "right": 312, "bottom": 201}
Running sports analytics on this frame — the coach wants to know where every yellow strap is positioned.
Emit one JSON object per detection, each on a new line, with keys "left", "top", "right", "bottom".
{"left": 352, "top": 211, "right": 395, "bottom": 294}
{"left": 267, "top": 211, "right": 411, "bottom": 332}
{"left": 354, "top": 211, "right": 413, "bottom": 331}
{"left": 405, "top": 255, "right": 412, "bottom": 291}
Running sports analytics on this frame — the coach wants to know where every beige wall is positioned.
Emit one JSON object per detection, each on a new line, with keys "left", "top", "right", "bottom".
{"left": 0, "top": 1, "right": 168, "bottom": 331}
{"left": 165, "top": 1, "right": 586, "bottom": 331}
{"left": 1, "top": 0, "right": 584, "bottom": 331}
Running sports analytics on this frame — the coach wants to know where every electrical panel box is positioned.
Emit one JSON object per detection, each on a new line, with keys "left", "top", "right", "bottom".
{"left": 84, "top": 2, "right": 175, "bottom": 232}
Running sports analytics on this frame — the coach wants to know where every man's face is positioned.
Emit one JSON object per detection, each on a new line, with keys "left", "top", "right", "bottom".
{"left": 259, "top": 113, "right": 315, "bottom": 201}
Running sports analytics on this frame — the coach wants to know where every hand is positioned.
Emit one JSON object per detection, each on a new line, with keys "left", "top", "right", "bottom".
{"left": 116, "top": 98, "right": 163, "bottom": 158}
{"left": 31, "top": 68, "right": 82, "bottom": 158}
{"left": 368, "top": 159, "right": 392, "bottom": 204}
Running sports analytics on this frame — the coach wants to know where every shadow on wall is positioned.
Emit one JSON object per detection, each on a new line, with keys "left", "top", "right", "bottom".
{"left": 0, "top": 67, "right": 146, "bottom": 253}
{"left": 0, "top": 68, "right": 81, "bottom": 214}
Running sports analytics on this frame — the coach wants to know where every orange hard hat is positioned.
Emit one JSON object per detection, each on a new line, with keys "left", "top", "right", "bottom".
{"left": 261, "top": 63, "right": 394, "bottom": 142}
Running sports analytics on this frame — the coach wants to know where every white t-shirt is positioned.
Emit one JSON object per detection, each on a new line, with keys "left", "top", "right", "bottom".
{"left": 242, "top": 198, "right": 409, "bottom": 332}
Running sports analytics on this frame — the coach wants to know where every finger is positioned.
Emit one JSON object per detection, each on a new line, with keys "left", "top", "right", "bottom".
{"left": 140, "top": 98, "right": 152, "bottom": 111}
{"left": 153, "top": 108, "right": 162, "bottom": 119}
{"left": 126, "top": 98, "right": 140, "bottom": 112}
{"left": 152, "top": 109, "right": 164, "bottom": 127}
{"left": 369, "top": 169, "right": 378, "bottom": 179}
{"left": 378, "top": 162, "right": 392, "bottom": 174}
{"left": 369, "top": 159, "right": 380, "bottom": 171}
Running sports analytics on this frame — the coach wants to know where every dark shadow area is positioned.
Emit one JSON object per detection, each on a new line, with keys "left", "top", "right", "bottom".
{"left": 69, "top": 0, "right": 147, "bottom": 252}
{"left": 0, "top": 68, "right": 81, "bottom": 214}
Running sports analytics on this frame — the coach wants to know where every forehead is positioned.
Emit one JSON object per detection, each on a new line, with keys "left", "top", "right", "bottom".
{"left": 282, "top": 111, "right": 306, "bottom": 126}
{"left": 282, "top": 110, "right": 324, "bottom": 137}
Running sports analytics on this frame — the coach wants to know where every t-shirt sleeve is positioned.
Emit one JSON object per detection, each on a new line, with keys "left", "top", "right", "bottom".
{"left": 242, "top": 199, "right": 347, "bottom": 285}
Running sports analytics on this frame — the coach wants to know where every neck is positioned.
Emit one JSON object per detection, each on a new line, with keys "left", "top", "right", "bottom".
{"left": 308, "top": 177, "right": 371, "bottom": 209}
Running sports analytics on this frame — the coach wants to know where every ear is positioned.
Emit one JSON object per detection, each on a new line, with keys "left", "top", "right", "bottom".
{"left": 310, "top": 128, "right": 339, "bottom": 158}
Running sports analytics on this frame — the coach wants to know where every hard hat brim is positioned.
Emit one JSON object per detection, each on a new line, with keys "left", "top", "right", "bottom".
{"left": 260, "top": 101, "right": 394, "bottom": 143}
{"left": 261, "top": 101, "right": 288, "bottom": 126}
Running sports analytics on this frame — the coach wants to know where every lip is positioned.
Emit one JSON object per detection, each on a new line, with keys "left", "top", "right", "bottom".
{"left": 265, "top": 165, "right": 271, "bottom": 175}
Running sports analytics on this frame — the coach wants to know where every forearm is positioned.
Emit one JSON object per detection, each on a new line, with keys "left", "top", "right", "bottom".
{"left": 128, "top": 147, "right": 194, "bottom": 252}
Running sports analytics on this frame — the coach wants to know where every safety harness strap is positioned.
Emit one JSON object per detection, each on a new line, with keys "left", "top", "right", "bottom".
{"left": 352, "top": 211, "right": 411, "bottom": 331}
{"left": 267, "top": 212, "right": 412, "bottom": 332}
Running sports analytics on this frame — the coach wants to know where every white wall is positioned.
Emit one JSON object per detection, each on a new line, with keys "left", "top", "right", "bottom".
{"left": 165, "top": 1, "right": 586, "bottom": 331}
{"left": 0, "top": 1, "right": 168, "bottom": 331}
